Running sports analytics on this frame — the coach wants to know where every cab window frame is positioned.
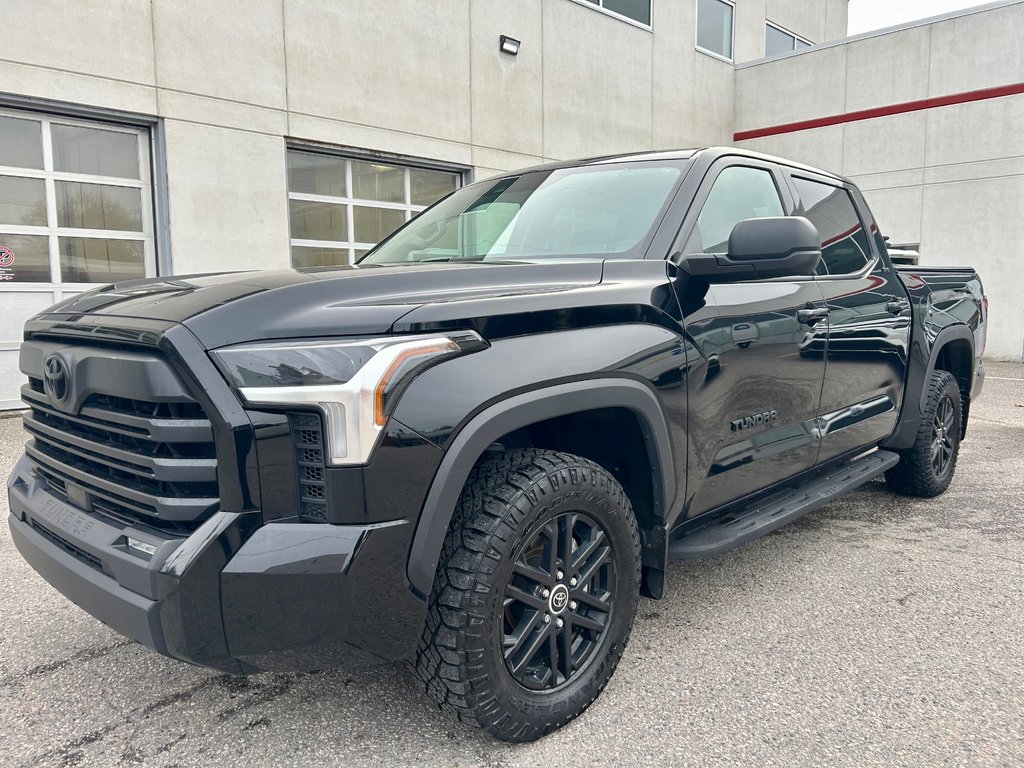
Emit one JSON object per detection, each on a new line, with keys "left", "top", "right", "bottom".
{"left": 669, "top": 158, "right": 798, "bottom": 269}
{"left": 784, "top": 171, "right": 878, "bottom": 279}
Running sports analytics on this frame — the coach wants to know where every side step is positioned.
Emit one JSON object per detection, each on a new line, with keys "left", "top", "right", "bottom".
{"left": 668, "top": 450, "right": 900, "bottom": 561}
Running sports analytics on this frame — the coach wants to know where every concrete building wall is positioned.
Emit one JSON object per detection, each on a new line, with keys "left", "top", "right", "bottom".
{"left": 0, "top": 0, "right": 847, "bottom": 406}
{"left": 0, "top": 0, "right": 847, "bottom": 271}
{"left": 734, "top": 1, "right": 1024, "bottom": 360}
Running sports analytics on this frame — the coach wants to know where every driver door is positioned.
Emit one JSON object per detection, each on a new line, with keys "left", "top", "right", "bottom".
{"left": 678, "top": 159, "right": 828, "bottom": 519}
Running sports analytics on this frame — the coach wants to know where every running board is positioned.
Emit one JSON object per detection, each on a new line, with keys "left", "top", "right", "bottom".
{"left": 668, "top": 450, "right": 900, "bottom": 561}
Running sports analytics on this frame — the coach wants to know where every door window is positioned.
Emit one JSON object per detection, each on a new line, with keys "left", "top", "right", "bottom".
{"left": 692, "top": 166, "right": 784, "bottom": 253}
{"left": 792, "top": 176, "right": 871, "bottom": 275}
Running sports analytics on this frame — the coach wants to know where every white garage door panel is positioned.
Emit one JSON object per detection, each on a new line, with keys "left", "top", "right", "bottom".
{"left": 0, "top": 291, "right": 56, "bottom": 407}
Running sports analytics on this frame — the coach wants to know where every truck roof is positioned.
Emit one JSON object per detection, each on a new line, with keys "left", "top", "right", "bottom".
{"left": 487, "top": 146, "right": 848, "bottom": 185}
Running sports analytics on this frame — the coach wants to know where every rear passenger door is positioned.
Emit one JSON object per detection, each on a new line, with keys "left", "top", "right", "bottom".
{"left": 786, "top": 173, "right": 911, "bottom": 463}
{"left": 679, "top": 159, "right": 827, "bottom": 519}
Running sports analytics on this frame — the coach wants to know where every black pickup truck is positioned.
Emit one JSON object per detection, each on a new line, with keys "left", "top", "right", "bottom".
{"left": 7, "top": 148, "right": 986, "bottom": 741}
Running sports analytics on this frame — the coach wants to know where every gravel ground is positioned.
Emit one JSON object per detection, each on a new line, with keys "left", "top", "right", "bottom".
{"left": 1, "top": 363, "right": 1022, "bottom": 767}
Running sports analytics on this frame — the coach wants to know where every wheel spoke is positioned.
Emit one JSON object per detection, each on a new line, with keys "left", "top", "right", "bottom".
{"left": 576, "top": 545, "right": 612, "bottom": 587}
{"left": 573, "top": 587, "right": 611, "bottom": 611}
{"left": 504, "top": 584, "right": 547, "bottom": 612}
{"left": 513, "top": 560, "right": 553, "bottom": 589}
{"left": 547, "top": 625, "right": 560, "bottom": 686}
{"left": 509, "top": 620, "right": 550, "bottom": 676}
{"left": 568, "top": 608, "right": 606, "bottom": 633}
{"left": 558, "top": 513, "right": 576, "bottom": 571}
{"left": 571, "top": 528, "right": 606, "bottom": 574}
{"left": 943, "top": 404, "right": 955, "bottom": 431}
{"left": 559, "top": 622, "right": 575, "bottom": 679}
{"left": 504, "top": 609, "right": 543, "bottom": 657}
{"left": 541, "top": 521, "right": 558, "bottom": 574}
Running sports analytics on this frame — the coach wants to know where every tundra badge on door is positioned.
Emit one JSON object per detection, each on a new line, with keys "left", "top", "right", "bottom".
{"left": 731, "top": 409, "right": 779, "bottom": 431}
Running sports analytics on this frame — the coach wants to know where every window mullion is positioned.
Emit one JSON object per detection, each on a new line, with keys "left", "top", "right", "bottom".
{"left": 345, "top": 161, "right": 355, "bottom": 265}
{"left": 40, "top": 121, "right": 61, "bottom": 299}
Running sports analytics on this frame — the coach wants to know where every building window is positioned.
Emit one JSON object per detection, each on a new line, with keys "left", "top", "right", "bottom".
{"left": 792, "top": 176, "right": 871, "bottom": 276}
{"left": 286, "top": 149, "right": 461, "bottom": 269}
{"left": 576, "top": 0, "right": 652, "bottom": 27}
{"left": 0, "top": 109, "right": 154, "bottom": 288}
{"left": 765, "top": 22, "right": 812, "bottom": 57}
{"left": 696, "top": 0, "right": 734, "bottom": 61}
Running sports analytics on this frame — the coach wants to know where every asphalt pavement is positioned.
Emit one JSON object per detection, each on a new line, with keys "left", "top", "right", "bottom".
{"left": 1, "top": 364, "right": 1022, "bottom": 767}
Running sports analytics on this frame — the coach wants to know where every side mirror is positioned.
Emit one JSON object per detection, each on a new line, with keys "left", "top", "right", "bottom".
{"left": 682, "top": 216, "right": 822, "bottom": 282}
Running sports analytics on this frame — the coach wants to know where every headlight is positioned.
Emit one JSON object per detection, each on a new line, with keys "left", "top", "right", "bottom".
{"left": 212, "top": 331, "right": 484, "bottom": 465}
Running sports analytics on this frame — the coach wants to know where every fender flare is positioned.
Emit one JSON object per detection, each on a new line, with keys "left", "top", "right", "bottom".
{"left": 406, "top": 378, "right": 677, "bottom": 597}
{"left": 884, "top": 323, "right": 975, "bottom": 450}
{"left": 918, "top": 324, "right": 974, "bottom": 411}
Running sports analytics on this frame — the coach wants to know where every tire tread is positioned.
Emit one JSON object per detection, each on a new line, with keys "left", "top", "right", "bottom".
{"left": 413, "top": 448, "right": 639, "bottom": 742}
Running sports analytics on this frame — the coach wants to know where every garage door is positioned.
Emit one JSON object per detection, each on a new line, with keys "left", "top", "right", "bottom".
{"left": 0, "top": 108, "right": 156, "bottom": 409}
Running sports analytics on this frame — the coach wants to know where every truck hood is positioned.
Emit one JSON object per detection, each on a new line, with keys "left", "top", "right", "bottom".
{"left": 44, "top": 261, "right": 604, "bottom": 348}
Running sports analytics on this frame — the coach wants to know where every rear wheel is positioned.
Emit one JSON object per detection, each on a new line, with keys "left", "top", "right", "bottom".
{"left": 414, "top": 449, "right": 641, "bottom": 742}
{"left": 886, "top": 370, "right": 962, "bottom": 497}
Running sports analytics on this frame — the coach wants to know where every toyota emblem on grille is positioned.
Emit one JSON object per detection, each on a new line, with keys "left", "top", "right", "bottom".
{"left": 43, "top": 354, "right": 71, "bottom": 404}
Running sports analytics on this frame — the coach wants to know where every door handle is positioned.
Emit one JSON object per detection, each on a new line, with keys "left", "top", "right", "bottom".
{"left": 797, "top": 307, "right": 829, "bottom": 326}
{"left": 885, "top": 297, "right": 910, "bottom": 315}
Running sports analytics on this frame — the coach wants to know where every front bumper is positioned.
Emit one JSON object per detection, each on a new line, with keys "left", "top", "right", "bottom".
{"left": 8, "top": 456, "right": 425, "bottom": 674}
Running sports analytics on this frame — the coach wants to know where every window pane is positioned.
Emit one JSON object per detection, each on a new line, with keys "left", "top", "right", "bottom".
{"left": 351, "top": 161, "right": 405, "bottom": 203}
{"left": 0, "top": 116, "right": 43, "bottom": 169}
{"left": 353, "top": 249, "right": 369, "bottom": 262}
{"left": 795, "top": 38, "right": 812, "bottom": 49}
{"left": 765, "top": 25, "right": 795, "bottom": 56}
{"left": 0, "top": 176, "right": 47, "bottom": 226}
{"left": 291, "top": 245, "right": 349, "bottom": 269}
{"left": 56, "top": 181, "right": 144, "bottom": 231}
{"left": 792, "top": 177, "right": 871, "bottom": 275}
{"left": 287, "top": 151, "right": 346, "bottom": 197}
{"left": 51, "top": 124, "right": 140, "bottom": 179}
{"left": 603, "top": 0, "right": 651, "bottom": 25}
{"left": 0, "top": 234, "right": 50, "bottom": 281}
{"left": 697, "top": 0, "right": 733, "bottom": 59}
{"left": 289, "top": 199, "right": 347, "bottom": 242}
{"left": 410, "top": 169, "right": 458, "bottom": 206}
{"left": 696, "top": 166, "right": 783, "bottom": 253}
{"left": 364, "top": 163, "right": 683, "bottom": 264}
{"left": 58, "top": 237, "right": 145, "bottom": 283}
{"left": 353, "top": 206, "right": 405, "bottom": 244}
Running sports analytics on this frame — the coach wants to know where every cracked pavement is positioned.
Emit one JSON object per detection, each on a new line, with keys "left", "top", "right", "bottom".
{"left": 1, "top": 363, "right": 1022, "bottom": 767}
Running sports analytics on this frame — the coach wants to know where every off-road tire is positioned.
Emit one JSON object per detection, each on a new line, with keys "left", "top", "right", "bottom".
{"left": 885, "top": 370, "right": 962, "bottom": 497}
{"left": 414, "top": 449, "right": 641, "bottom": 742}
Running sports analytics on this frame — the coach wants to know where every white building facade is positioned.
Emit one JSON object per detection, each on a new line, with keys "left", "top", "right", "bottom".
{"left": 735, "top": 1, "right": 1024, "bottom": 360}
{"left": 1, "top": 0, "right": 1020, "bottom": 408}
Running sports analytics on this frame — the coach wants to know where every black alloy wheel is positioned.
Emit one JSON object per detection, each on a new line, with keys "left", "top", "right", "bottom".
{"left": 502, "top": 511, "right": 614, "bottom": 691}
{"left": 931, "top": 393, "right": 956, "bottom": 478}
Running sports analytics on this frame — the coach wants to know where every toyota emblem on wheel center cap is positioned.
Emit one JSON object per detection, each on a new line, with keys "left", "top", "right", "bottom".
{"left": 548, "top": 583, "right": 570, "bottom": 615}
{"left": 43, "top": 354, "right": 71, "bottom": 404}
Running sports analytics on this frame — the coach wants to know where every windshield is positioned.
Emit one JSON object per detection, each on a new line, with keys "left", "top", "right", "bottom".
{"left": 359, "top": 161, "right": 685, "bottom": 265}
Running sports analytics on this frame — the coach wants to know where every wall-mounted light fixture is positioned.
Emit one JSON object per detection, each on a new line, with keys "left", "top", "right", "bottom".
{"left": 499, "top": 35, "right": 521, "bottom": 56}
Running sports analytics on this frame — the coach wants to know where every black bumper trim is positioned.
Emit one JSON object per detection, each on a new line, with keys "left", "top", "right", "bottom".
{"left": 9, "top": 513, "right": 168, "bottom": 655}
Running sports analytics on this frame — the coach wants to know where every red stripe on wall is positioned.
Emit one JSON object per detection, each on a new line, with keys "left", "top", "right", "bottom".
{"left": 733, "top": 82, "right": 1024, "bottom": 141}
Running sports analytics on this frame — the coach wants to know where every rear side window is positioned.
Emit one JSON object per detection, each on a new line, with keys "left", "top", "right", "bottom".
{"left": 692, "top": 166, "right": 784, "bottom": 253}
{"left": 792, "top": 176, "right": 871, "bottom": 275}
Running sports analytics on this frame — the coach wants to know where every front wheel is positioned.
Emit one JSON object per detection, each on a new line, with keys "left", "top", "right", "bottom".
{"left": 414, "top": 449, "right": 641, "bottom": 742}
{"left": 886, "top": 370, "right": 962, "bottom": 497}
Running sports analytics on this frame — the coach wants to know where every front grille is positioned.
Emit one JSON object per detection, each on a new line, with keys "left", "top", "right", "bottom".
{"left": 288, "top": 412, "right": 327, "bottom": 520}
{"left": 20, "top": 342, "right": 219, "bottom": 532}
